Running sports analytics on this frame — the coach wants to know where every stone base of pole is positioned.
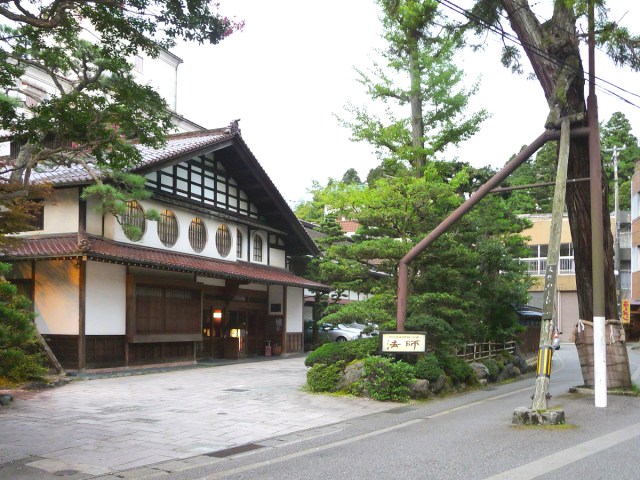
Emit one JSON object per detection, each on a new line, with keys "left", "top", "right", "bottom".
{"left": 512, "top": 407, "right": 566, "bottom": 426}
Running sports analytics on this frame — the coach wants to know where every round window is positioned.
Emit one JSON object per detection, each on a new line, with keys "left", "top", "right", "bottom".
{"left": 216, "top": 224, "right": 231, "bottom": 257}
{"left": 158, "top": 209, "right": 178, "bottom": 247}
{"left": 189, "top": 218, "right": 207, "bottom": 253}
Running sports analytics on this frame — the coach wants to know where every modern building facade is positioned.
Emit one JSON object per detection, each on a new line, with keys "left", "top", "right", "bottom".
{"left": 519, "top": 213, "right": 630, "bottom": 342}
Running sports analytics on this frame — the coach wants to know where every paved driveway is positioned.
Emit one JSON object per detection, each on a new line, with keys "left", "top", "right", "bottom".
{"left": 0, "top": 357, "right": 398, "bottom": 478}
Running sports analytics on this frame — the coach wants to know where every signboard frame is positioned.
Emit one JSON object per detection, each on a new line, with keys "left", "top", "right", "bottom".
{"left": 379, "top": 331, "right": 427, "bottom": 354}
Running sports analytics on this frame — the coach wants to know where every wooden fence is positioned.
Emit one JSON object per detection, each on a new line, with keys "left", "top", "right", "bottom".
{"left": 456, "top": 341, "right": 517, "bottom": 363}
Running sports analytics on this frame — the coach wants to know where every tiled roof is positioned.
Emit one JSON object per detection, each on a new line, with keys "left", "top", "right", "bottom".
{"left": 4, "top": 234, "right": 329, "bottom": 291}
{"left": 31, "top": 129, "right": 234, "bottom": 186}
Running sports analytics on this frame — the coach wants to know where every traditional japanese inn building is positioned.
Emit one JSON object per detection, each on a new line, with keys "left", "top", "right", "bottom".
{"left": 4, "top": 125, "right": 328, "bottom": 370}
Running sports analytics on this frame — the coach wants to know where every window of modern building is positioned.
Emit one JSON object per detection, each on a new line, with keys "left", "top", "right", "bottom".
{"left": 253, "top": 234, "right": 263, "bottom": 262}
{"left": 215, "top": 224, "right": 232, "bottom": 257}
{"left": 189, "top": 218, "right": 207, "bottom": 253}
{"left": 122, "top": 200, "right": 146, "bottom": 241}
{"left": 158, "top": 209, "right": 178, "bottom": 247}
{"left": 236, "top": 229, "right": 243, "bottom": 259}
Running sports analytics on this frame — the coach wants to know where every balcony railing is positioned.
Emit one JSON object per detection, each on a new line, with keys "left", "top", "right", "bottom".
{"left": 618, "top": 232, "right": 631, "bottom": 249}
{"left": 520, "top": 257, "right": 575, "bottom": 276}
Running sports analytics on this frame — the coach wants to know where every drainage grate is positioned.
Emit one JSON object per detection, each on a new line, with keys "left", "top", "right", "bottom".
{"left": 205, "top": 443, "right": 265, "bottom": 458}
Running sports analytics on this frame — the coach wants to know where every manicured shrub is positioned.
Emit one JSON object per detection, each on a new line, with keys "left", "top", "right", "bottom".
{"left": 436, "top": 352, "right": 475, "bottom": 385}
{"left": 414, "top": 354, "right": 444, "bottom": 382}
{"left": 305, "top": 342, "right": 344, "bottom": 367}
{"left": 357, "top": 356, "right": 415, "bottom": 402}
{"left": 307, "top": 362, "right": 344, "bottom": 392}
{"left": 0, "top": 349, "right": 46, "bottom": 383}
{"left": 305, "top": 337, "right": 378, "bottom": 367}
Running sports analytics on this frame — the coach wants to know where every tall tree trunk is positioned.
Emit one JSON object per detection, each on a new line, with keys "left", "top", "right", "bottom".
{"left": 500, "top": 0, "right": 631, "bottom": 387}
{"left": 409, "top": 46, "right": 426, "bottom": 176}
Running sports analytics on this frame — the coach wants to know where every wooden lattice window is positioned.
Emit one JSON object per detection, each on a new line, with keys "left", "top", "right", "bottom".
{"left": 158, "top": 209, "right": 178, "bottom": 247}
{"left": 215, "top": 224, "right": 232, "bottom": 257}
{"left": 189, "top": 218, "right": 207, "bottom": 253}
{"left": 236, "top": 229, "right": 243, "bottom": 258}
{"left": 253, "top": 234, "right": 263, "bottom": 262}
{"left": 122, "top": 200, "right": 146, "bottom": 241}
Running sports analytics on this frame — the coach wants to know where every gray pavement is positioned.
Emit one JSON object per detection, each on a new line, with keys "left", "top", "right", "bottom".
{"left": 0, "top": 356, "right": 399, "bottom": 479}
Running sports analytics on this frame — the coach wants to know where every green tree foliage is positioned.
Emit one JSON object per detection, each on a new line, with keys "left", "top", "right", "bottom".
{"left": 300, "top": 0, "right": 531, "bottom": 348}
{"left": 338, "top": 0, "right": 488, "bottom": 176}
{"left": 0, "top": 263, "right": 47, "bottom": 382}
{"left": 0, "top": 0, "right": 241, "bottom": 241}
{"left": 503, "top": 142, "right": 557, "bottom": 214}
{"left": 601, "top": 112, "right": 640, "bottom": 212}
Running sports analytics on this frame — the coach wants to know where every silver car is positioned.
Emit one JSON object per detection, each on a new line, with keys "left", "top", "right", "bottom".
{"left": 319, "top": 324, "right": 364, "bottom": 342}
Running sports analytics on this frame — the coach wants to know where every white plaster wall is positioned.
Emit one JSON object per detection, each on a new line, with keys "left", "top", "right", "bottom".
{"left": 34, "top": 260, "right": 79, "bottom": 335}
{"left": 85, "top": 262, "right": 126, "bottom": 335}
{"left": 43, "top": 188, "right": 79, "bottom": 234}
{"left": 131, "top": 51, "right": 181, "bottom": 112}
{"left": 268, "top": 285, "right": 284, "bottom": 315}
{"left": 270, "top": 248, "right": 286, "bottom": 268}
{"left": 85, "top": 197, "right": 104, "bottom": 235}
{"left": 286, "top": 286, "right": 303, "bottom": 333}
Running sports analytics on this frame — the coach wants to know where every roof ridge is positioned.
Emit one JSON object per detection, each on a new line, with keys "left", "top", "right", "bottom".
{"left": 129, "top": 128, "right": 234, "bottom": 145}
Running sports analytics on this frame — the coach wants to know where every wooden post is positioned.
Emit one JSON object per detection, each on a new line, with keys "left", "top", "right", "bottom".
{"left": 532, "top": 119, "right": 570, "bottom": 410}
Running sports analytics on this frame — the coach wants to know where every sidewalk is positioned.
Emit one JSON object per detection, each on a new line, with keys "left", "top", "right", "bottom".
{"left": 0, "top": 356, "right": 398, "bottom": 479}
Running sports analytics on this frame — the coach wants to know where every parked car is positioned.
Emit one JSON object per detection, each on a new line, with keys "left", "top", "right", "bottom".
{"left": 342, "top": 322, "right": 379, "bottom": 336}
{"left": 320, "top": 323, "right": 365, "bottom": 342}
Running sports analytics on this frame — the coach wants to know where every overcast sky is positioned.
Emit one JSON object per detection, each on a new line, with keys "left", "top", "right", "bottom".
{"left": 172, "top": 0, "right": 640, "bottom": 207}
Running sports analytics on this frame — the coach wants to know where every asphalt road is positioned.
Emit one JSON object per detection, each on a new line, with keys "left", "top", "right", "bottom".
{"left": 158, "top": 344, "right": 640, "bottom": 480}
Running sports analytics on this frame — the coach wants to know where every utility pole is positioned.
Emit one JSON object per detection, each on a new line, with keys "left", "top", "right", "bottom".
{"left": 605, "top": 145, "right": 627, "bottom": 310}
{"left": 588, "top": 0, "right": 607, "bottom": 408}
{"left": 532, "top": 119, "right": 570, "bottom": 410}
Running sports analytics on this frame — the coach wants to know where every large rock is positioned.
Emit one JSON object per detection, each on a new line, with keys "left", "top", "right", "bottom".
{"left": 336, "top": 361, "right": 364, "bottom": 390}
{"left": 0, "top": 394, "right": 13, "bottom": 406}
{"left": 470, "top": 362, "right": 490, "bottom": 380}
{"left": 409, "top": 379, "right": 430, "bottom": 399}
{"left": 497, "top": 363, "right": 517, "bottom": 382}
{"left": 512, "top": 406, "right": 565, "bottom": 425}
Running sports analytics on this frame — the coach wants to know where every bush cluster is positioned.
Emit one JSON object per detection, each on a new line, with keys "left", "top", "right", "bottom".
{"left": 305, "top": 339, "right": 525, "bottom": 402}
{"left": 414, "top": 354, "right": 443, "bottom": 382}
{"left": 307, "top": 361, "right": 345, "bottom": 392}
{"left": 305, "top": 337, "right": 378, "bottom": 367}
{"left": 355, "top": 356, "right": 414, "bottom": 402}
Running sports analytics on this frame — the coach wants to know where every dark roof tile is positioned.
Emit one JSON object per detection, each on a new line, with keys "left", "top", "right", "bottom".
{"left": 5, "top": 234, "right": 329, "bottom": 291}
